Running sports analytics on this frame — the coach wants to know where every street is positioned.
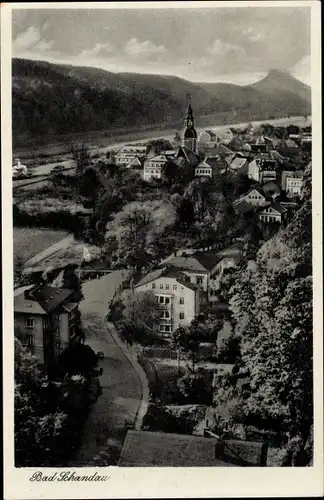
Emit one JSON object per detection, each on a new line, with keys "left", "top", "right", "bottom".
{"left": 69, "top": 270, "right": 142, "bottom": 466}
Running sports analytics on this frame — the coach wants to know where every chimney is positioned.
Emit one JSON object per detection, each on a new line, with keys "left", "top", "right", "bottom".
{"left": 24, "top": 285, "right": 38, "bottom": 300}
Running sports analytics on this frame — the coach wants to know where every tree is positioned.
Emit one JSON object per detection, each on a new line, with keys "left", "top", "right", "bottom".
{"left": 114, "top": 290, "right": 161, "bottom": 346}
{"left": 224, "top": 193, "right": 313, "bottom": 460}
{"left": 56, "top": 343, "right": 98, "bottom": 377}
{"left": 105, "top": 200, "right": 176, "bottom": 270}
{"left": 14, "top": 255, "right": 25, "bottom": 288}
{"left": 78, "top": 166, "right": 103, "bottom": 206}
{"left": 177, "top": 198, "right": 195, "bottom": 230}
{"left": 172, "top": 325, "right": 201, "bottom": 373}
{"left": 71, "top": 143, "right": 91, "bottom": 175}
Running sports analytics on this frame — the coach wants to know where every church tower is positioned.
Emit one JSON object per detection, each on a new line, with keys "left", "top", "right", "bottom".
{"left": 183, "top": 94, "right": 197, "bottom": 153}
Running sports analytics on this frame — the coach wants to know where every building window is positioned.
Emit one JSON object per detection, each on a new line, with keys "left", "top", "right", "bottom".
{"left": 55, "top": 339, "right": 61, "bottom": 350}
{"left": 160, "top": 284, "right": 164, "bottom": 289}
{"left": 165, "top": 284, "right": 170, "bottom": 290}
{"left": 165, "top": 297, "right": 170, "bottom": 305}
{"left": 152, "top": 283, "right": 156, "bottom": 289}
{"left": 173, "top": 285, "right": 177, "bottom": 291}
{"left": 27, "top": 334, "right": 34, "bottom": 348}
{"left": 197, "top": 277, "right": 203, "bottom": 284}
{"left": 160, "top": 311, "right": 165, "bottom": 318}
{"left": 180, "top": 312, "right": 185, "bottom": 320}
{"left": 165, "top": 325, "right": 171, "bottom": 332}
{"left": 159, "top": 325, "right": 164, "bottom": 331}
{"left": 26, "top": 318, "right": 34, "bottom": 329}
{"left": 180, "top": 298, "right": 184, "bottom": 305}
{"left": 159, "top": 296, "right": 164, "bottom": 304}
{"left": 165, "top": 311, "right": 170, "bottom": 319}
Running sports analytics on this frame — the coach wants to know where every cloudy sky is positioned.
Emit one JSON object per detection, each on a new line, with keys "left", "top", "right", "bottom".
{"left": 12, "top": 6, "right": 311, "bottom": 85}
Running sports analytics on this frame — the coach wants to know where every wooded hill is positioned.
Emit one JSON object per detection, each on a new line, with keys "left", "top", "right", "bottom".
{"left": 12, "top": 58, "right": 311, "bottom": 145}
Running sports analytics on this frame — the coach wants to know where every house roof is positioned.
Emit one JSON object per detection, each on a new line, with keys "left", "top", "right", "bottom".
{"left": 14, "top": 285, "right": 73, "bottom": 315}
{"left": 216, "top": 144, "right": 234, "bottom": 155}
{"left": 259, "top": 202, "right": 287, "bottom": 215}
{"left": 158, "top": 255, "right": 209, "bottom": 273}
{"left": 127, "top": 157, "right": 143, "bottom": 168}
{"left": 233, "top": 187, "right": 265, "bottom": 206}
{"left": 229, "top": 157, "right": 248, "bottom": 170}
{"left": 196, "top": 161, "right": 212, "bottom": 170}
{"left": 175, "top": 146, "right": 199, "bottom": 165}
{"left": 118, "top": 430, "right": 267, "bottom": 467}
{"left": 146, "top": 154, "right": 169, "bottom": 162}
{"left": 193, "top": 252, "right": 222, "bottom": 271}
{"left": 282, "top": 170, "right": 304, "bottom": 178}
{"left": 134, "top": 266, "right": 198, "bottom": 291}
{"left": 262, "top": 181, "right": 281, "bottom": 194}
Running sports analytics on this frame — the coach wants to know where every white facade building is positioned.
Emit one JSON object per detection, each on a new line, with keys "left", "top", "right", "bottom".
{"left": 134, "top": 267, "right": 200, "bottom": 337}
{"left": 143, "top": 154, "right": 169, "bottom": 181}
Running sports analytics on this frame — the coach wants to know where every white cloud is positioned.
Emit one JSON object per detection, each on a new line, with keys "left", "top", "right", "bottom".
{"left": 79, "top": 42, "right": 115, "bottom": 59}
{"left": 290, "top": 55, "right": 311, "bottom": 85}
{"left": 242, "top": 28, "right": 264, "bottom": 43}
{"left": 124, "top": 38, "right": 166, "bottom": 59}
{"left": 207, "top": 39, "right": 246, "bottom": 58}
{"left": 13, "top": 26, "right": 54, "bottom": 56}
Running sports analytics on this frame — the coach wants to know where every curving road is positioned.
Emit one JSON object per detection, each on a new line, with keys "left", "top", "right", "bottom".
{"left": 70, "top": 271, "right": 143, "bottom": 466}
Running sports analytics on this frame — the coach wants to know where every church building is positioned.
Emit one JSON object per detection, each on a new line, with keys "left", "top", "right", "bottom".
{"left": 183, "top": 94, "right": 198, "bottom": 153}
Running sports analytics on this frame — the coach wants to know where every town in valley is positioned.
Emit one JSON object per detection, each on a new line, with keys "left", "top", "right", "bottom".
{"left": 12, "top": 6, "right": 313, "bottom": 469}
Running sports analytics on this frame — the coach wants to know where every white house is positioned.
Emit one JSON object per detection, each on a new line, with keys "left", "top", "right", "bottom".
{"left": 281, "top": 170, "right": 304, "bottom": 197}
{"left": 134, "top": 267, "right": 200, "bottom": 337}
{"left": 258, "top": 202, "right": 287, "bottom": 223}
{"left": 233, "top": 188, "right": 267, "bottom": 208}
{"left": 248, "top": 159, "right": 261, "bottom": 182}
{"left": 115, "top": 145, "right": 147, "bottom": 166}
{"left": 195, "top": 160, "right": 213, "bottom": 178}
{"left": 143, "top": 154, "right": 169, "bottom": 181}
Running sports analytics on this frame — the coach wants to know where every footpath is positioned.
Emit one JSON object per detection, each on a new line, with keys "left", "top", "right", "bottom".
{"left": 104, "top": 319, "right": 149, "bottom": 430}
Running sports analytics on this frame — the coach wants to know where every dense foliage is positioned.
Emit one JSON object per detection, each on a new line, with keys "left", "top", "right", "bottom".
{"left": 14, "top": 339, "right": 99, "bottom": 466}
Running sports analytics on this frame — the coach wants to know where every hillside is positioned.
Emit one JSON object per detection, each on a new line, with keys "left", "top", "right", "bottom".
{"left": 249, "top": 68, "right": 311, "bottom": 103}
{"left": 12, "top": 59, "right": 311, "bottom": 146}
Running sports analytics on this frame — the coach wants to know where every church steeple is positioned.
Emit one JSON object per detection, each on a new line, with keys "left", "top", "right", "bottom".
{"left": 183, "top": 93, "right": 197, "bottom": 152}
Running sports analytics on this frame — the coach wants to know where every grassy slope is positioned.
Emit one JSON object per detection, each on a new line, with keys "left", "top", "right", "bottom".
{"left": 13, "top": 227, "right": 68, "bottom": 261}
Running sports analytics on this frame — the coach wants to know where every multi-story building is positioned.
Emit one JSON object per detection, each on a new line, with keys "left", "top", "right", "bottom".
{"left": 143, "top": 154, "right": 169, "bottom": 181}
{"left": 134, "top": 267, "right": 200, "bottom": 338}
{"left": 14, "top": 284, "right": 79, "bottom": 373}
{"left": 281, "top": 170, "right": 304, "bottom": 197}
{"left": 115, "top": 145, "right": 148, "bottom": 166}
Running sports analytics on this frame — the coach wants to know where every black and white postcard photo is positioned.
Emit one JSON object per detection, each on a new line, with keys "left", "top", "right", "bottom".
{"left": 2, "top": 1, "right": 323, "bottom": 499}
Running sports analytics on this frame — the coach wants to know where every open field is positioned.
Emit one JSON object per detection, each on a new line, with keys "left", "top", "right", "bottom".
{"left": 13, "top": 227, "right": 69, "bottom": 262}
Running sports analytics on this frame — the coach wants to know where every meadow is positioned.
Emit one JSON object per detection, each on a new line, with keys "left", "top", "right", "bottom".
{"left": 13, "top": 227, "right": 68, "bottom": 262}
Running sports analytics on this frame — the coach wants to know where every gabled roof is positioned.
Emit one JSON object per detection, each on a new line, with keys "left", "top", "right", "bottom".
{"left": 158, "top": 255, "right": 208, "bottom": 273}
{"left": 146, "top": 154, "right": 169, "bottom": 162}
{"left": 175, "top": 146, "right": 199, "bottom": 165}
{"left": 127, "top": 157, "right": 143, "bottom": 168}
{"left": 216, "top": 144, "right": 234, "bottom": 155}
{"left": 134, "top": 266, "right": 198, "bottom": 291}
{"left": 193, "top": 252, "right": 222, "bottom": 271}
{"left": 196, "top": 160, "right": 212, "bottom": 170}
{"left": 229, "top": 157, "right": 248, "bottom": 170}
{"left": 259, "top": 202, "right": 287, "bottom": 215}
{"left": 233, "top": 187, "right": 265, "bottom": 206}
